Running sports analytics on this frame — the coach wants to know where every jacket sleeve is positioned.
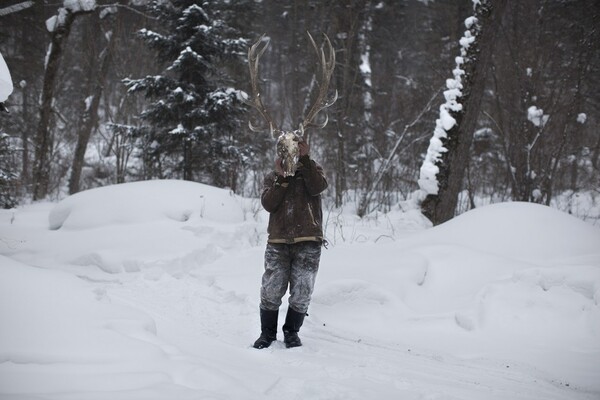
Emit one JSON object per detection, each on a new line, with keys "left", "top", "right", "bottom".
{"left": 261, "top": 172, "right": 290, "bottom": 213}
{"left": 298, "top": 155, "right": 328, "bottom": 196}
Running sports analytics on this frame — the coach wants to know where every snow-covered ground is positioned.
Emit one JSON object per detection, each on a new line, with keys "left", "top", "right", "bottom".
{"left": 1, "top": 180, "right": 599, "bottom": 400}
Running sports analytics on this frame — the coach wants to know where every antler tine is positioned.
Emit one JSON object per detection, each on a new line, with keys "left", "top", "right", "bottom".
{"left": 244, "top": 34, "right": 279, "bottom": 138}
{"left": 301, "top": 32, "right": 337, "bottom": 136}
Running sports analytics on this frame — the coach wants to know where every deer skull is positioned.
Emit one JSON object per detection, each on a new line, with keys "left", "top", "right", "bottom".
{"left": 277, "top": 131, "right": 301, "bottom": 177}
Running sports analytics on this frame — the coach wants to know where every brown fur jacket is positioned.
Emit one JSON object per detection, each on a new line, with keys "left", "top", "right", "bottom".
{"left": 261, "top": 155, "right": 327, "bottom": 243}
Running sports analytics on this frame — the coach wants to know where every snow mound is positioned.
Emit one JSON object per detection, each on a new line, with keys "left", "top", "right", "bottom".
{"left": 0, "top": 255, "right": 162, "bottom": 367}
{"left": 426, "top": 202, "right": 600, "bottom": 262}
{"left": 311, "top": 203, "right": 600, "bottom": 392}
{"left": 49, "top": 180, "right": 246, "bottom": 230}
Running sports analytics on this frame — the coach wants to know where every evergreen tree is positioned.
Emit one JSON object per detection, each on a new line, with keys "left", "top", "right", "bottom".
{"left": 125, "top": 1, "right": 248, "bottom": 186}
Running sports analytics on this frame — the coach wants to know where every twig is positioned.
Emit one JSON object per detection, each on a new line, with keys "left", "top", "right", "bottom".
{"left": 357, "top": 86, "right": 441, "bottom": 216}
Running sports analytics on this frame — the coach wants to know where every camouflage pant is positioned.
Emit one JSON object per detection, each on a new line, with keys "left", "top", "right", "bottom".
{"left": 260, "top": 241, "right": 322, "bottom": 314}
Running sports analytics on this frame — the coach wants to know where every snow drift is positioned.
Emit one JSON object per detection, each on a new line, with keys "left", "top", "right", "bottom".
{"left": 0, "top": 180, "right": 598, "bottom": 399}
{"left": 48, "top": 179, "right": 248, "bottom": 230}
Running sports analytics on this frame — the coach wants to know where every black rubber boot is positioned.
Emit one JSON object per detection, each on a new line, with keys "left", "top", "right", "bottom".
{"left": 253, "top": 308, "right": 279, "bottom": 349}
{"left": 282, "top": 308, "right": 306, "bottom": 348}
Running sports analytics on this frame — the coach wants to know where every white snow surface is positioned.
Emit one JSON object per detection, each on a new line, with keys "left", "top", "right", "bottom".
{"left": 0, "top": 52, "right": 13, "bottom": 103}
{"left": 1, "top": 180, "right": 600, "bottom": 400}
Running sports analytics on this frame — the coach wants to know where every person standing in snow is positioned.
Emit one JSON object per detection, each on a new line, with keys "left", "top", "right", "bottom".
{"left": 253, "top": 137, "right": 327, "bottom": 349}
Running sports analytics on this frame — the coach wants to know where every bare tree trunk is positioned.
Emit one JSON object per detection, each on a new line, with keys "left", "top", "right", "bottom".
{"left": 592, "top": 135, "right": 600, "bottom": 171}
{"left": 32, "top": 8, "right": 92, "bottom": 200}
{"left": 334, "top": 122, "right": 346, "bottom": 208}
{"left": 20, "top": 80, "right": 30, "bottom": 196}
{"left": 357, "top": 0, "right": 374, "bottom": 191}
{"left": 331, "top": 1, "right": 363, "bottom": 207}
{"left": 421, "top": 0, "right": 507, "bottom": 225}
{"left": 69, "top": 14, "right": 116, "bottom": 194}
{"left": 183, "top": 138, "right": 192, "bottom": 181}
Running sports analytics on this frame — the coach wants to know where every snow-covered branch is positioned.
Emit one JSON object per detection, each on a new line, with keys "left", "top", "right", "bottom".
{"left": 0, "top": 1, "right": 34, "bottom": 16}
{"left": 46, "top": 0, "right": 97, "bottom": 33}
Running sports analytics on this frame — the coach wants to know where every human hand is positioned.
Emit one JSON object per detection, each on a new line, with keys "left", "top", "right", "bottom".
{"left": 275, "top": 158, "right": 285, "bottom": 177}
{"left": 298, "top": 140, "right": 310, "bottom": 157}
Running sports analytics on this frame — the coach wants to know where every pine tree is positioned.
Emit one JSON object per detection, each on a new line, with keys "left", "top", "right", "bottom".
{"left": 125, "top": 0, "right": 248, "bottom": 186}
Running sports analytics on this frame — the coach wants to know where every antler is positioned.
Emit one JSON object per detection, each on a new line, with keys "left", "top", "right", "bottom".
{"left": 244, "top": 34, "right": 279, "bottom": 138}
{"left": 244, "top": 32, "right": 337, "bottom": 141}
{"left": 300, "top": 32, "right": 338, "bottom": 136}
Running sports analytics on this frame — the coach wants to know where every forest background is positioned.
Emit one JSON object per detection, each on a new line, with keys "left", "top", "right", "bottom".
{"left": 0, "top": 0, "right": 598, "bottom": 223}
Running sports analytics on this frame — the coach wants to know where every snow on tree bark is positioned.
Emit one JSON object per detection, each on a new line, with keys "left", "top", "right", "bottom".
{"left": 418, "top": 0, "right": 507, "bottom": 225}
